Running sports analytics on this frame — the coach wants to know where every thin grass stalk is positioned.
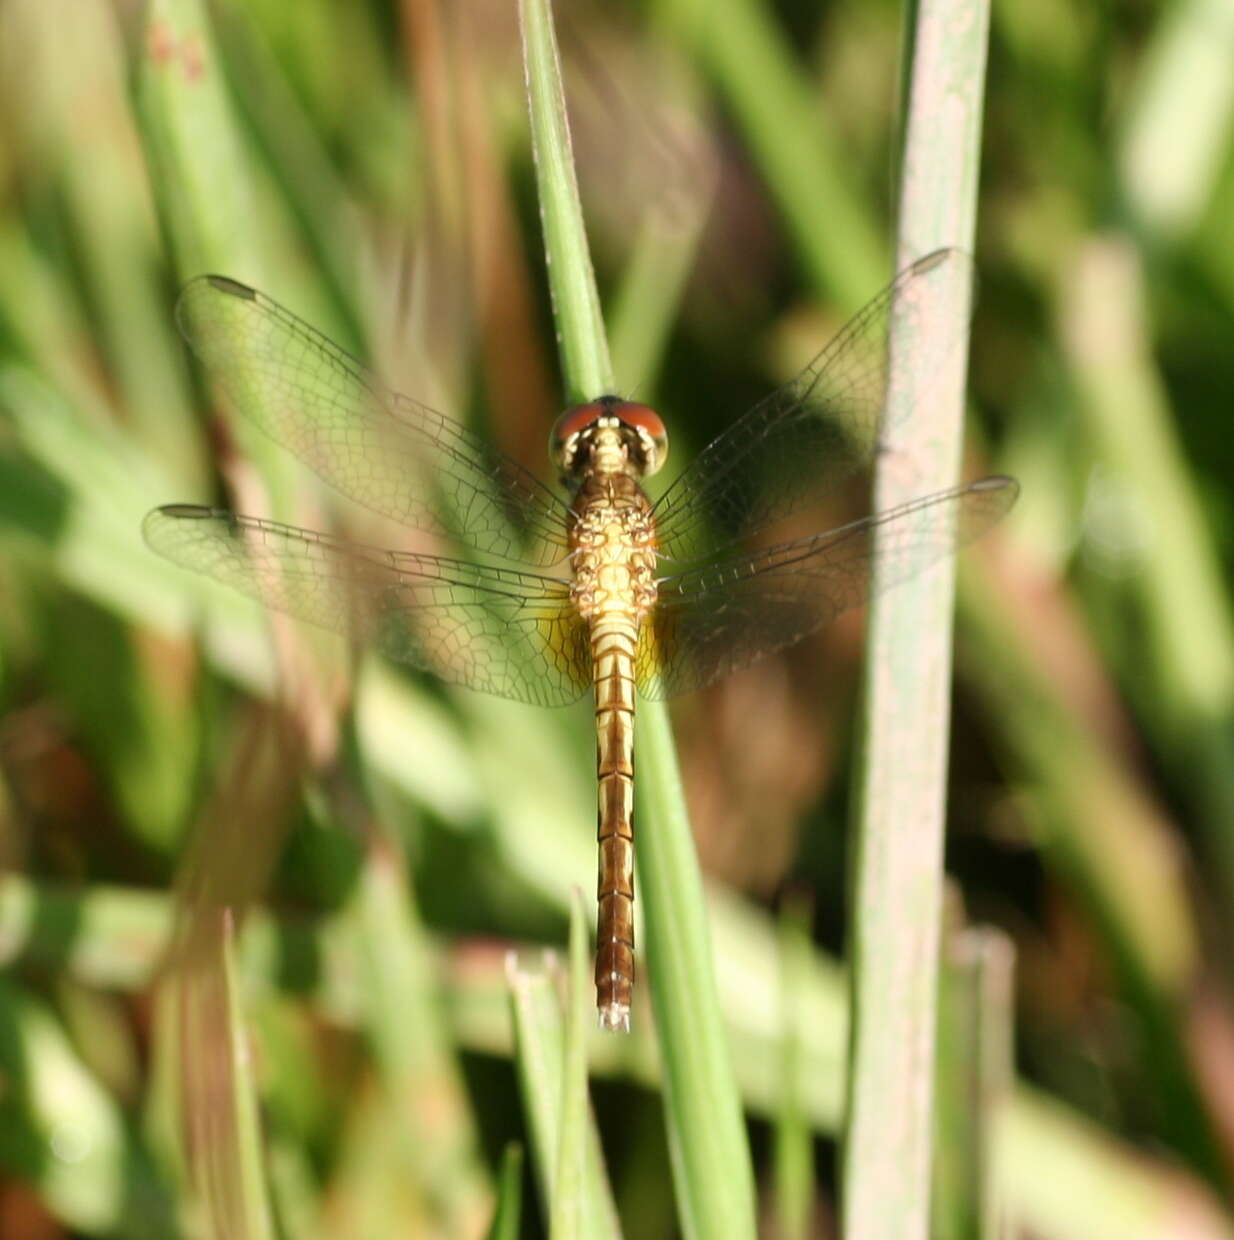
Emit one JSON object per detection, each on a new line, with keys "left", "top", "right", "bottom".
{"left": 15, "top": 0, "right": 202, "bottom": 485}
{"left": 518, "top": 2, "right": 756, "bottom": 1236}
{"left": 632, "top": 707, "right": 758, "bottom": 1238}
{"left": 486, "top": 1144, "right": 525, "bottom": 1240}
{"left": 842, "top": 0, "right": 991, "bottom": 1235}
{"left": 218, "top": 909, "right": 277, "bottom": 1240}
{"left": 651, "top": 0, "right": 885, "bottom": 306}
{"left": 932, "top": 926, "right": 1015, "bottom": 1240}
{"left": 518, "top": 0, "right": 612, "bottom": 400}
{"left": 1117, "top": 0, "right": 1234, "bottom": 241}
{"left": 167, "top": 909, "right": 275, "bottom": 1240}
{"left": 505, "top": 955, "right": 621, "bottom": 1237}
{"left": 774, "top": 894, "right": 815, "bottom": 1240}
{"left": 506, "top": 961, "right": 566, "bottom": 1210}
{"left": 608, "top": 200, "right": 711, "bottom": 394}
{"left": 1060, "top": 239, "right": 1234, "bottom": 935}
{"left": 551, "top": 890, "right": 591, "bottom": 1238}
{"left": 137, "top": 0, "right": 261, "bottom": 280}
{"left": 138, "top": 0, "right": 302, "bottom": 526}
{"left": 350, "top": 833, "right": 492, "bottom": 1236}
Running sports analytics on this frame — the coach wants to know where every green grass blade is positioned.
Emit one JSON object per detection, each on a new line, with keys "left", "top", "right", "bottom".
{"left": 932, "top": 925, "right": 1015, "bottom": 1240}
{"left": 0, "top": 976, "right": 175, "bottom": 1236}
{"left": 162, "top": 908, "right": 275, "bottom": 1240}
{"left": 349, "top": 833, "right": 493, "bottom": 1236}
{"left": 507, "top": 958, "right": 566, "bottom": 1208}
{"left": 653, "top": 0, "right": 885, "bottom": 307}
{"left": 634, "top": 706, "right": 758, "bottom": 1238}
{"left": 486, "top": 1143, "right": 525, "bottom": 1240}
{"left": 518, "top": 0, "right": 613, "bottom": 400}
{"left": 137, "top": 0, "right": 303, "bottom": 521}
{"left": 220, "top": 910, "right": 277, "bottom": 1240}
{"left": 1059, "top": 240, "right": 1234, "bottom": 925}
{"left": 6, "top": 0, "right": 202, "bottom": 483}
{"left": 608, "top": 194, "right": 711, "bottom": 395}
{"left": 1117, "top": 0, "right": 1234, "bottom": 240}
{"left": 506, "top": 953, "right": 621, "bottom": 1238}
{"left": 137, "top": 0, "right": 262, "bottom": 278}
{"left": 550, "top": 888, "right": 590, "bottom": 1239}
{"left": 842, "top": 0, "right": 992, "bottom": 1234}
{"left": 519, "top": 3, "right": 756, "bottom": 1234}
{"left": 774, "top": 895, "right": 815, "bottom": 1240}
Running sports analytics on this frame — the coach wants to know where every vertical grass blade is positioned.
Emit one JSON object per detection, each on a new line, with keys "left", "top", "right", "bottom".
{"left": 1059, "top": 238, "right": 1234, "bottom": 923}
{"left": 774, "top": 895, "right": 816, "bottom": 1240}
{"left": 219, "top": 909, "right": 277, "bottom": 1240}
{"left": 507, "top": 958, "right": 567, "bottom": 1208}
{"left": 167, "top": 908, "right": 276, "bottom": 1240}
{"left": 651, "top": 0, "right": 885, "bottom": 306}
{"left": 505, "top": 953, "right": 621, "bottom": 1238}
{"left": 350, "top": 833, "right": 492, "bottom": 1237}
{"left": 608, "top": 192, "right": 712, "bottom": 394}
{"left": 1117, "top": 0, "right": 1234, "bottom": 241}
{"left": 518, "top": 0, "right": 613, "bottom": 400}
{"left": 932, "top": 926, "right": 1015, "bottom": 1240}
{"left": 486, "top": 1143, "right": 525, "bottom": 1240}
{"left": 137, "top": 0, "right": 301, "bottom": 520}
{"left": 550, "top": 888, "right": 590, "bottom": 1239}
{"left": 518, "top": 2, "right": 757, "bottom": 1235}
{"left": 634, "top": 706, "right": 759, "bottom": 1238}
{"left": 842, "top": 0, "right": 991, "bottom": 1235}
{"left": 137, "top": 0, "right": 261, "bottom": 278}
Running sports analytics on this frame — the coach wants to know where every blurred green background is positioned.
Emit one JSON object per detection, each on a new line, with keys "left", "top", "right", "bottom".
{"left": 2, "top": 0, "right": 1234, "bottom": 1236}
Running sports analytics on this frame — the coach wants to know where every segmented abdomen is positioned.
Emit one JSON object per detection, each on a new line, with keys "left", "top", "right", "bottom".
{"left": 592, "top": 616, "right": 638, "bottom": 1031}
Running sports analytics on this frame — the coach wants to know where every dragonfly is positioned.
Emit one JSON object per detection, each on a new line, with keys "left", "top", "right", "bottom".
{"left": 145, "top": 249, "right": 1017, "bottom": 1033}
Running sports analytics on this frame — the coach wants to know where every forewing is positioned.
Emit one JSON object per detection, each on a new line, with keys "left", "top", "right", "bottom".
{"left": 652, "top": 250, "right": 973, "bottom": 563}
{"left": 637, "top": 476, "right": 1017, "bottom": 699}
{"left": 176, "top": 276, "right": 571, "bottom": 566}
{"left": 145, "top": 505, "right": 590, "bottom": 708}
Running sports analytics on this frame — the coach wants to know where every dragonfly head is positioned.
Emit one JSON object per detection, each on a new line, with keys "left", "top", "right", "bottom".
{"left": 550, "top": 395, "right": 669, "bottom": 486}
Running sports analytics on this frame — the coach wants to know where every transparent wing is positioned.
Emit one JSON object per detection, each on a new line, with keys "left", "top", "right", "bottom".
{"left": 652, "top": 249, "right": 973, "bottom": 564}
{"left": 637, "top": 476, "right": 1018, "bottom": 699}
{"left": 176, "top": 276, "right": 571, "bottom": 566}
{"left": 145, "top": 505, "right": 590, "bottom": 708}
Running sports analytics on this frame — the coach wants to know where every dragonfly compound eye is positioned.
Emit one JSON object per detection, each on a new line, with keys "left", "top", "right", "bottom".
{"left": 614, "top": 401, "right": 669, "bottom": 477}
{"left": 550, "top": 397, "right": 669, "bottom": 481}
{"left": 549, "top": 401, "right": 602, "bottom": 476}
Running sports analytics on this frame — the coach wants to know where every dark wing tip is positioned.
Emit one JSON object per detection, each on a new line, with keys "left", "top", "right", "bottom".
{"left": 158, "top": 503, "right": 220, "bottom": 518}
{"left": 143, "top": 504, "right": 227, "bottom": 549}
{"left": 202, "top": 274, "right": 258, "bottom": 299}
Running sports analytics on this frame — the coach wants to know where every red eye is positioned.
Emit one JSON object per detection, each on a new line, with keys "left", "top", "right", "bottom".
{"left": 551, "top": 402, "right": 606, "bottom": 444}
{"left": 610, "top": 401, "right": 667, "bottom": 441}
{"left": 549, "top": 396, "right": 670, "bottom": 477}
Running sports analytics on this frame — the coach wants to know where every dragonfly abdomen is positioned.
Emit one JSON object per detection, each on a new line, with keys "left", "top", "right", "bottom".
{"left": 592, "top": 618, "right": 638, "bottom": 1032}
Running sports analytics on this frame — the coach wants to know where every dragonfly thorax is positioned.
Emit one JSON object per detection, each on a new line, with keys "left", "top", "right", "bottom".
{"left": 550, "top": 395, "right": 668, "bottom": 487}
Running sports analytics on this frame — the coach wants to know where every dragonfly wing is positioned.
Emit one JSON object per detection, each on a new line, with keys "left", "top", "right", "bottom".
{"left": 637, "top": 476, "right": 1017, "bottom": 699}
{"left": 176, "top": 276, "right": 571, "bottom": 566}
{"left": 652, "top": 249, "right": 974, "bottom": 563}
{"left": 145, "top": 506, "right": 591, "bottom": 708}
